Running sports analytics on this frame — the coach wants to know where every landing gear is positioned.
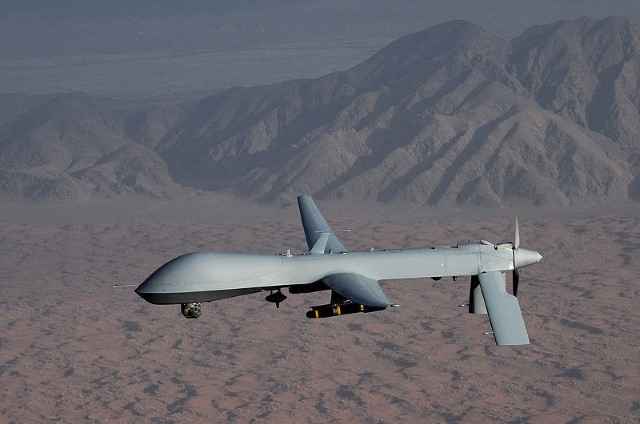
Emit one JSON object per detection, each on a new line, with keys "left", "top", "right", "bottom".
{"left": 181, "top": 302, "right": 202, "bottom": 319}
{"left": 265, "top": 289, "right": 287, "bottom": 308}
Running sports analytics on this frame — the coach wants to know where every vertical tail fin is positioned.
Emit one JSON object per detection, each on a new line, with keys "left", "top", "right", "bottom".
{"left": 297, "top": 195, "right": 347, "bottom": 253}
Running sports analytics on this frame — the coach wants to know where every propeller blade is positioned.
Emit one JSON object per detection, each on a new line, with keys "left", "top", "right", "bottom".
{"left": 513, "top": 268, "right": 520, "bottom": 297}
{"left": 514, "top": 217, "right": 520, "bottom": 250}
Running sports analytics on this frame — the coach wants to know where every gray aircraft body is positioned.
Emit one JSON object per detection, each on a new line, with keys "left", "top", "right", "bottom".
{"left": 136, "top": 195, "right": 542, "bottom": 345}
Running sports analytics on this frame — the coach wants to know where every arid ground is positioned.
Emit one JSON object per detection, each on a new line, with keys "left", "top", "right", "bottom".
{"left": 1, "top": 199, "right": 639, "bottom": 423}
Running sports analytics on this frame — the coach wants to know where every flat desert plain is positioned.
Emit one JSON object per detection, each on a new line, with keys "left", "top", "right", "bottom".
{"left": 0, "top": 200, "right": 639, "bottom": 423}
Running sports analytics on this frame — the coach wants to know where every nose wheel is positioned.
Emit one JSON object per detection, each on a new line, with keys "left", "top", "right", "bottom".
{"left": 181, "top": 302, "right": 202, "bottom": 319}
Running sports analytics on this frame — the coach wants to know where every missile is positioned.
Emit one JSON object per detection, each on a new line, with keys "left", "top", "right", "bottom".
{"left": 306, "top": 303, "right": 385, "bottom": 319}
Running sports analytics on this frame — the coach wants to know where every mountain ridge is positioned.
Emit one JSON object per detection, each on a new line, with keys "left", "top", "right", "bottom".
{"left": 0, "top": 17, "right": 638, "bottom": 205}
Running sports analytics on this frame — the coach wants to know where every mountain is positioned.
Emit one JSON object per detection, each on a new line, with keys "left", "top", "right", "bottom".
{"left": 510, "top": 17, "right": 640, "bottom": 150}
{"left": 160, "top": 18, "right": 637, "bottom": 206}
{"left": 0, "top": 17, "right": 639, "bottom": 205}
{"left": 0, "top": 93, "right": 185, "bottom": 201}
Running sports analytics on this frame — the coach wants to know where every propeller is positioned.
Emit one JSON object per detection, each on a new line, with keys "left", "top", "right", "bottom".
{"left": 512, "top": 217, "right": 520, "bottom": 297}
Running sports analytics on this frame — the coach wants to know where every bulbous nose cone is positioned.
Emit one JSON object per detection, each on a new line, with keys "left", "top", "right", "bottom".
{"left": 514, "top": 248, "right": 543, "bottom": 268}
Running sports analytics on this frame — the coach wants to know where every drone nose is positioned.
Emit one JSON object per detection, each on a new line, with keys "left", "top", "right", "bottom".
{"left": 135, "top": 279, "right": 151, "bottom": 299}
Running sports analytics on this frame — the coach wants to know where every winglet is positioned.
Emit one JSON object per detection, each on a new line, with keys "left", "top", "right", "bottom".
{"left": 310, "top": 232, "right": 330, "bottom": 255}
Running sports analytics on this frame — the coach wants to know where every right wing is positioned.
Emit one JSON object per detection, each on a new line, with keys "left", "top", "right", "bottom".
{"left": 478, "top": 271, "right": 530, "bottom": 346}
{"left": 297, "top": 195, "right": 347, "bottom": 253}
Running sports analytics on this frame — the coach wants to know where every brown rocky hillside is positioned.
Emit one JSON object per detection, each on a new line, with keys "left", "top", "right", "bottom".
{"left": 1, "top": 17, "right": 638, "bottom": 205}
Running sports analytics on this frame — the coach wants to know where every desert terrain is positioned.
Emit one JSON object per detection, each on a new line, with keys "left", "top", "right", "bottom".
{"left": 0, "top": 198, "right": 638, "bottom": 423}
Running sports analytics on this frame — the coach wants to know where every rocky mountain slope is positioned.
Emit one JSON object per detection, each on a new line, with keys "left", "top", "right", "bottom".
{"left": 0, "top": 93, "right": 184, "bottom": 200}
{"left": 1, "top": 17, "right": 639, "bottom": 205}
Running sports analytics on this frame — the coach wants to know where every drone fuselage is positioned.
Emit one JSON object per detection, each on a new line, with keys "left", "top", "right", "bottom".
{"left": 135, "top": 243, "right": 540, "bottom": 305}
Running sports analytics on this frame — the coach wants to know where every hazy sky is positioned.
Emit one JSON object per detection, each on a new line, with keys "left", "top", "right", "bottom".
{"left": 3, "top": 0, "right": 640, "bottom": 53}
{"left": 2, "top": 0, "right": 639, "bottom": 20}
{"left": 0, "top": 0, "right": 638, "bottom": 96}
{"left": 2, "top": 1, "right": 639, "bottom": 23}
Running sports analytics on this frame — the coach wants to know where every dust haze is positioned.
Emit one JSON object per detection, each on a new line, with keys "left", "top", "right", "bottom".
{"left": 1, "top": 1, "right": 639, "bottom": 96}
